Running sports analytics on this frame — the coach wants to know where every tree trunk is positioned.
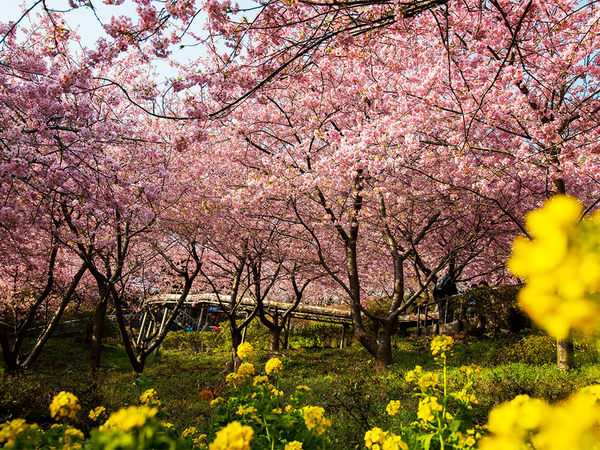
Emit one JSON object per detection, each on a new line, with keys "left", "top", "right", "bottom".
{"left": 557, "top": 338, "right": 574, "bottom": 371}
{"left": 90, "top": 289, "right": 109, "bottom": 373}
{"left": 231, "top": 327, "right": 243, "bottom": 371}
{"left": 373, "top": 324, "right": 393, "bottom": 372}
{"left": 0, "top": 330, "right": 18, "bottom": 375}
{"left": 269, "top": 327, "right": 282, "bottom": 352}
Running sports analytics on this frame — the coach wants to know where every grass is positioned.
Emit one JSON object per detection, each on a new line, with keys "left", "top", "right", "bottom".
{"left": 1, "top": 328, "right": 599, "bottom": 448}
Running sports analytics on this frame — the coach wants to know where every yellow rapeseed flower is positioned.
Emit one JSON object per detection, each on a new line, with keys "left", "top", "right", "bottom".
{"left": 49, "top": 391, "right": 81, "bottom": 420}
{"left": 139, "top": 388, "right": 161, "bottom": 407}
{"left": 236, "top": 362, "right": 256, "bottom": 378}
{"left": 226, "top": 372, "right": 240, "bottom": 387}
{"left": 99, "top": 406, "right": 158, "bottom": 432}
{"left": 507, "top": 195, "right": 600, "bottom": 338}
{"left": 301, "top": 406, "right": 331, "bottom": 435}
{"left": 285, "top": 441, "right": 303, "bottom": 450}
{"left": 430, "top": 335, "right": 454, "bottom": 360}
{"left": 405, "top": 365, "right": 423, "bottom": 383}
{"left": 182, "top": 426, "right": 199, "bottom": 437}
{"left": 253, "top": 375, "right": 269, "bottom": 386}
{"left": 417, "top": 372, "right": 439, "bottom": 392}
{"left": 210, "top": 397, "right": 225, "bottom": 407}
{"left": 296, "top": 385, "right": 311, "bottom": 393}
{"left": 265, "top": 357, "right": 284, "bottom": 375}
{"left": 0, "top": 418, "right": 38, "bottom": 448}
{"left": 209, "top": 421, "right": 253, "bottom": 450}
{"left": 386, "top": 400, "right": 401, "bottom": 416}
{"left": 383, "top": 433, "right": 408, "bottom": 450}
{"left": 236, "top": 342, "right": 254, "bottom": 360}
{"left": 88, "top": 406, "right": 106, "bottom": 422}
{"left": 417, "top": 396, "right": 443, "bottom": 423}
{"left": 365, "top": 427, "right": 387, "bottom": 448}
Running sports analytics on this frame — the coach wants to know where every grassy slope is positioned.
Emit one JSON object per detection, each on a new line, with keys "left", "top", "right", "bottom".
{"left": 1, "top": 330, "right": 599, "bottom": 448}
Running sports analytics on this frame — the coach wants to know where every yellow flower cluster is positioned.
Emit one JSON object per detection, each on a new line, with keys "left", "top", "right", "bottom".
{"left": 236, "top": 342, "right": 254, "bottom": 360}
{"left": 417, "top": 396, "right": 443, "bottom": 423}
{"left": 456, "top": 430, "right": 477, "bottom": 448}
{"left": 460, "top": 365, "right": 481, "bottom": 377}
{"left": 237, "top": 362, "right": 255, "bottom": 378}
{"left": 270, "top": 385, "right": 284, "bottom": 398}
{"left": 364, "top": 427, "right": 408, "bottom": 450}
{"left": 480, "top": 387, "right": 600, "bottom": 450}
{"left": 507, "top": 195, "right": 600, "bottom": 338}
{"left": 417, "top": 372, "right": 439, "bottom": 392}
{"left": 0, "top": 419, "right": 38, "bottom": 448}
{"left": 182, "top": 426, "right": 199, "bottom": 437}
{"left": 99, "top": 406, "right": 158, "bottom": 432}
{"left": 405, "top": 365, "right": 423, "bottom": 383}
{"left": 301, "top": 406, "right": 331, "bottom": 435}
{"left": 253, "top": 375, "right": 269, "bottom": 386}
{"left": 236, "top": 405, "right": 257, "bottom": 415}
{"left": 209, "top": 421, "right": 253, "bottom": 450}
{"left": 386, "top": 400, "right": 401, "bottom": 416}
{"left": 50, "top": 391, "right": 81, "bottom": 420}
{"left": 210, "top": 397, "right": 225, "bottom": 407}
{"left": 226, "top": 372, "right": 240, "bottom": 387}
{"left": 60, "top": 426, "right": 85, "bottom": 449}
{"left": 430, "top": 335, "right": 454, "bottom": 360}
{"left": 265, "top": 357, "right": 284, "bottom": 375}
{"left": 284, "top": 440, "right": 303, "bottom": 450}
{"left": 454, "top": 389, "right": 478, "bottom": 408}
{"left": 88, "top": 406, "right": 106, "bottom": 422}
{"left": 296, "top": 385, "right": 311, "bottom": 393}
{"left": 140, "top": 388, "right": 161, "bottom": 407}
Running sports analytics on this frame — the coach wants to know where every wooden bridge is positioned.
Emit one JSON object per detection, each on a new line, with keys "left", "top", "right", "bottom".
{"left": 138, "top": 293, "right": 444, "bottom": 346}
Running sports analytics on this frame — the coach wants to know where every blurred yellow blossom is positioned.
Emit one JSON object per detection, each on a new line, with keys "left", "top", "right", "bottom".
{"left": 383, "top": 433, "right": 408, "bottom": 450}
{"left": 0, "top": 419, "right": 38, "bottom": 448}
{"left": 365, "top": 427, "right": 387, "bottom": 448}
{"left": 301, "top": 406, "right": 331, "bottom": 435}
{"left": 507, "top": 195, "right": 600, "bottom": 338}
{"left": 285, "top": 441, "right": 303, "bottom": 450}
{"left": 417, "top": 396, "right": 443, "bottom": 423}
{"left": 99, "top": 406, "right": 158, "bottom": 432}
{"left": 209, "top": 421, "right": 253, "bottom": 450}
